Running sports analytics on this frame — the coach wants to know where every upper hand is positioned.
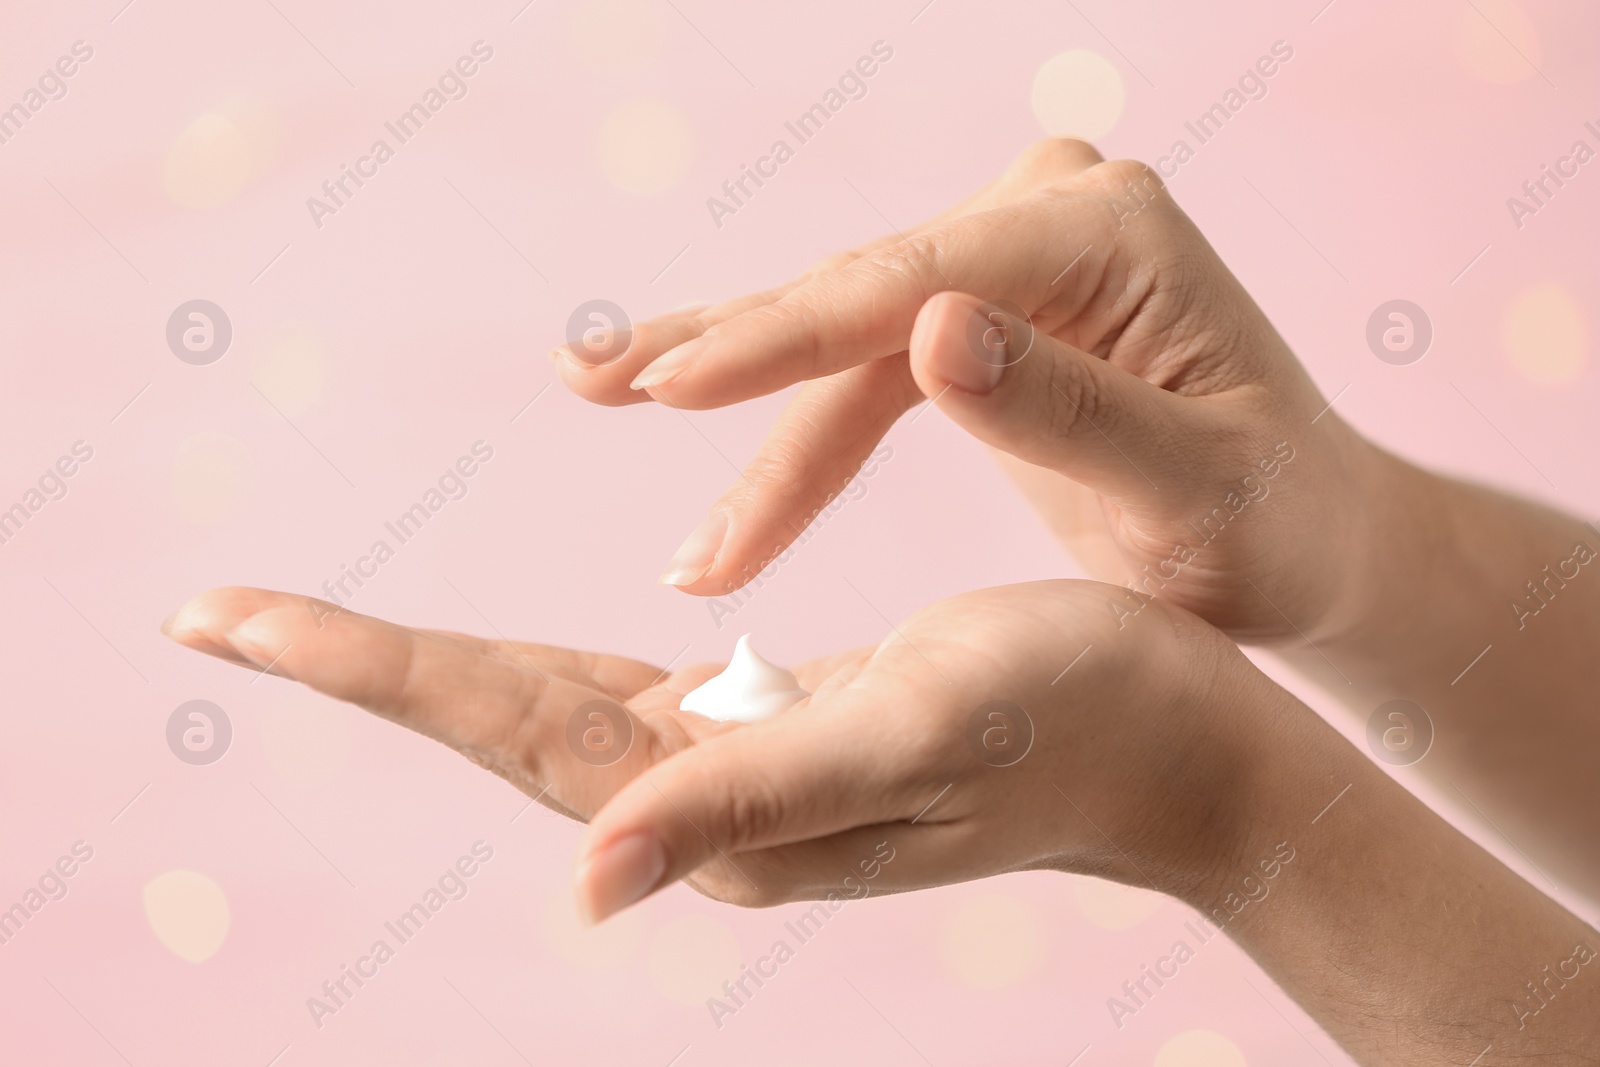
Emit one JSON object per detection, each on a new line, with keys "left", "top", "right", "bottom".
{"left": 555, "top": 138, "right": 1391, "bottom": 644}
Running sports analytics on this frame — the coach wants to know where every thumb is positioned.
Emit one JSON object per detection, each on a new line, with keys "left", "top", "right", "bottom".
{"left": 573, "top": 688, "right": 914, "bottom": 923}
{"left": 908, "top": 291, "right": 1192, "bottom": 501}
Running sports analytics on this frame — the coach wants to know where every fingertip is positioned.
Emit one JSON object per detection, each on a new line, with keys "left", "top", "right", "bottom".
{"left": 574, "top": 830, "right": 669, "bottom": 925}
{"left": 164, "top": 598, "right": 258, "bottom": 668}
{"left": 629, "top": 337, "right": 704, "bottom": 392}
{"left": 909, "top": 291, "right": 1002, "bottom": 398}
{"left": 223, "top": 605, "right": 308, "bottom": 671}
{"left": 163, "top": 587, "right": 285, "bottom": 663}
{"left": 553, "top": 350, "right": 654, "bottom": 408}
{"left": 658, "top": 511, "right": 729, "bottom": 589}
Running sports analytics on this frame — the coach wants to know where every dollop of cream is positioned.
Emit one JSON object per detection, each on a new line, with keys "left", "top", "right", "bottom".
{"left": 680, "top": 634, "right": 809, "bottom": 723}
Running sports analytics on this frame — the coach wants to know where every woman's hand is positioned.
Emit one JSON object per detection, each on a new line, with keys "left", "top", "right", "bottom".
{"left": 164, "top": 583, "right": 1600, "bottom": 1065}
{"left": 161, "top": 585, "right": 842, "bottom": 824}
{"left": 554, "top": 137, "right": 1396, "bottom": 644}
{"left": 162, "top": 580, "right": 1266, "bottom": 922}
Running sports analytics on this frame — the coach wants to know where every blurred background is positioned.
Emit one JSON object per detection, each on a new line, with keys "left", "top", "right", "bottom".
{"left": 2, "top": 0, "right": 1597, "bottom": 1062}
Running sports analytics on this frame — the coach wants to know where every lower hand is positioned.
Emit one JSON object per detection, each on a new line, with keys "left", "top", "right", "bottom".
{"left": 162, "top": 580, "right": 1262, "bottom": 923}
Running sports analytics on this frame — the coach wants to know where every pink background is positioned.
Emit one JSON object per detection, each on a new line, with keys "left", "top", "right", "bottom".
{"left": 2, "top": 0, "right": 1597, "bottom": 1063}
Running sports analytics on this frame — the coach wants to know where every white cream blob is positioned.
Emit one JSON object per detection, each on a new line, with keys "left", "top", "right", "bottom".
{"left": 679, "top": 634, "right": 809, "bottom": 723}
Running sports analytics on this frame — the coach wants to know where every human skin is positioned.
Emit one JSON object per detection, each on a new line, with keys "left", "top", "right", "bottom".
{"left": 554, "top": 137, "right": 1600, "bottom": 903}
{"left": 164, "top": 582, "right": 1600, "bottom": 1064}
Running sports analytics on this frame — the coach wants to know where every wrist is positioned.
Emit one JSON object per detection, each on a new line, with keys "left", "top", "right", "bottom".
{"left": 1086, "top": 634, "right": 1307, "bottom": 906}
{"left": 1308, "top": 430, "right": 1456, "bottom": 651}
{"left": 1172, "top": 688, "right": 1600, "bottom": 1062}
{"left": 1163, "top": 663, "right": 1325, "bottom": 911}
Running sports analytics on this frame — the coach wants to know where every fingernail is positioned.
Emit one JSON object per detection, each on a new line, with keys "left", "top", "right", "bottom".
{"left": 160, "top": 610, "right": 179, "bottom": 637}
{"left": 659, "top": 511, "right": 727, "bottom": 587}
{"left": 630, "top": 338, "right": 704, "bottom": 390}
{"left": 930, "top": 304, "right": 1007, "bottom": 395}
{"left": 221, "top": 618, "right": 276, "bottom": 670}
{"left": 576, "top": 832, "right": 667, "bottom": 925}
{"left": 550, "top": 345, "right": 590, "bottom": 372}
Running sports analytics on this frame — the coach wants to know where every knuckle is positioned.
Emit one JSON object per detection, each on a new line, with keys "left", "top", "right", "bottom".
{"left": 801, "top": 249, "right": 860, "bottom": 278}
{"left": 709, "top": 770, "right": 787, "bottom": 854}
{"left": 1090, "top": 157, "right": 1166, "bottom": 195}
{"left": 861, "top": 233, "right": 944, "bottom": 292}
{"left": 689, "top": 867, "right": 787, "bottom": 909}
{"left": 1041, "top": 355, "right": 1098, "bottom": 443}
{"left": 552, "top": 358, "right": 630, "bottom": 405}
{"left": 743, "top": 425, "right": 820, "bottom": 499}
{"left": 1013, "top": 137, "right": 1104, "bottom": 180}
{"left": 1084, "top": 159, "right": 1170, "bottom": 227}
{"left": 743, "top": 296, "right": 827, "bottom": 377}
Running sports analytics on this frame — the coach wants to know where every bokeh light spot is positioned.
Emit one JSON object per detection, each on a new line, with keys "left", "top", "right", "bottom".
{"left": 252, "top": 326, "right": 329, "bottom": 419}
{"left": 1071, "top": 876, "right": 1166, "bottom": 931}
{"left": 540, "top": 877, "right": 644, "bottom": 971}
{"left": 597, "top": 98, "right": 693, "bottom": 194}
{"left": 260, "top": 698, "right": 352, "bottom": 787}
{"left": 172, "top": 431, "right": 252, "bottom": 525}
{"left": 570, "top": 0, "right": 662, "bottom": 71}
{"left": 1451, "top": 0, "right": 1543, "bottom": 84}
{"left": 937, "top": 892, "right": 1044, "bottom": 989}
{"left": 1031, "top": 50, "right": 1125, "bottom": 140}
{"left": 143, "top": 870, "right": 230, "bottom": 963}
{"left": 646, "top": 913, "right": 740, "bottom": 1004}
{"left": 1155, "top": 1030, "right": 1248, "bottom": 1067}
{"left": 1503, "top": 282, "right": 1587, "bottom": 384}
{"left": 163, "top": 100, "right": 281, "bottom": 209}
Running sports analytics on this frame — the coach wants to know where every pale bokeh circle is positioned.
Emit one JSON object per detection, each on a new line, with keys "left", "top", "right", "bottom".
{"left": 163, "top": 100, "right": 281, "bottom": 209}
{"left": 252, "top": 328, "right": 329, "bottom": 418}
{"left": 259, "top": 698, "right": 352, "bottom": 787}
{"left": 646, "top": 913, "right": 741, "bottom": 1004}
{"left": 1503, "top": 282, "right": 1587, "bottom": 384}
{"left": 540, "top": 879, "right": 644, "bottom": 971}
{"left": 143, "top": 870, "right": 231, "bottom": 963}
{"left": 1031, "top": 50, "right": 1125, "bottom": 140}
{"left": 172, "top": 431, "right": 252, "bottom": 524}
{"left": 597, "top": 98, "right": 694, "bottom": 194}
{"left": 570, "top": 0, "right": 662, "bottom": 71}
{"left": 1451, "top": 0, "right": 1543, "bottom": 84}
{"left": 1071, "top": 876, "right": 1165, "bottom": 931}
{"left": 936, "top": 892, "right": 1044, "bottom": 989}
{"left": 1154, "top": 1030, "right": 1248, "bottom": 1067}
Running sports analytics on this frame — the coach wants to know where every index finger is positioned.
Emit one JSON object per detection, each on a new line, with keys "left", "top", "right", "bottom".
{"left": 627, "top": 190, "right": 1107, "bottom": 409}
{"left": 625, "top": 144, "right": 1126, "bottom": 409}
{"left": 164, "top": 588, "right": 661, "bottom": 812}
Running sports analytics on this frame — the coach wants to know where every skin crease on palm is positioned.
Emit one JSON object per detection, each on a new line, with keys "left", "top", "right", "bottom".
{"left": 162, "top": 138, "right": 1600, "bottom": 1063}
